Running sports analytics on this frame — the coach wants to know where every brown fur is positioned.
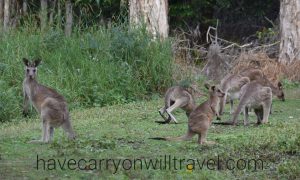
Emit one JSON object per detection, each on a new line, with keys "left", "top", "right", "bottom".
{"left": 231, "top": 81, "right": 272, "bottom": 126}
{"left": 219, "top": 68, "right": 284, "bottom": 116}
{"left": 153, "top": 84, "right": 225, "bottom": 144}
{"left": 240, "top": 68, "right": 285, "bottom": 101}
{"left": 239, "top": 68, "right": 264, "bottom": 81}
{"left": 158, "top": 86, "right": 204, "bottom": 124}
{"left": 219, "top": 73, "right": 250, "bottom": 115}
{"left": 22, "top": 58, "right": 75, "bottom": 143}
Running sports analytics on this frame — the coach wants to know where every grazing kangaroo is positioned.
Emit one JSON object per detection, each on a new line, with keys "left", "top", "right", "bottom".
{"left": 219, "top": 73, "right": 250, "bottom": 115}
{"left": 256, "top": 76, "right": 285, "bottom": 101}
{"left": 158, "top": 85, "right": 204, "bottom": 124}
{"left": 231, "top": 81, "right": 272, "bottom": 126}
{"left": 219, "top": 68, "right": 284, "bottom": 115}
{"left": 22, "top": 58, "right": 75, "bottom": 143}
{"left": 240, "top": 68, "right": 285, "bottom": 101}
{"left": 152, "top": 84, "right": 225, "bottom": 144}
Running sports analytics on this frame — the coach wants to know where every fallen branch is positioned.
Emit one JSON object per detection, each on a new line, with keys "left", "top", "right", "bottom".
{"left": 222, "top": 42, "right": 253, "bottom": 50}
{"left": 249, "top": 41, "right": 280, "bottom": 52}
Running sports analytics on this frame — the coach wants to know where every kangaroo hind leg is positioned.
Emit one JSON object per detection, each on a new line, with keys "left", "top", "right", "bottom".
{"left": 28, "top": 116, "right": 50, "bottom": 144}
{"left": 165, "top": 98, "right": 187, "bottom": 123}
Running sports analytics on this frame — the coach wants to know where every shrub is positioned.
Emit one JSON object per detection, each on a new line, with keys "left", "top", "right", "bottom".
{"left": 0, "top": 25, "right": 173, "bottom": 122}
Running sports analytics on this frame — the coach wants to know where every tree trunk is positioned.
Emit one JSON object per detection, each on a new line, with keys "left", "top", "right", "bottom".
{"left": 56, "top": 0, "right": 61, "bottom": 29}
{"left": 22, "top": 0, "right": 27, "bottom": 15}
{"left": 120, "top": 0, "right": 127, "bottom": 15}
{"left": 129, "top": 0, "right": 169, "bottom": 39}
{"left": 49, "top": 0, "right": 56, "bottom": 26}
{"left": 65, "top": 0, "right": 73, "bottom": 37}
{"left": 40, "top": 0, "right": 47, "bottom": 31}
{"left": 3, "top": 0, "right": 9, "bottom": 32}
{"left": 0, "top": 0, "right": 3, "bottom": 28}
{"left": 279, "top": 0, "right": 300, "bottom": 64}
{"left": 10, "top": 0, "right": 21, "bottom": 28}
{"left": 10, "top": 0, "right": 16, "bottom": 16}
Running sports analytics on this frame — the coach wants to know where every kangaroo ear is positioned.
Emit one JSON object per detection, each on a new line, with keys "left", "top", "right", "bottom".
{"left": 278, "top": 82, "right": 283, "bottom": 89}
{"left": 211, "top": 85, "right": 216, "bottom": 91}
{"left": 34, "top": 59, "right": 42, "bottom": 67}
{"left": 23, "top": 58, "right": 29, "bottom": 66}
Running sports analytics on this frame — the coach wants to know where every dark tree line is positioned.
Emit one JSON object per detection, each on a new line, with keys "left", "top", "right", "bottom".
{"left": 0, "top": 0, "right": 74, "bottom": 35}
{"left": 0, "top": 0, "right": 123, "bottom": 35}
{"left": 169, "top": 0, "right": 280, "bottom": 41}
{"left": 0, "top": 0, "right": 280, "bottom": 41}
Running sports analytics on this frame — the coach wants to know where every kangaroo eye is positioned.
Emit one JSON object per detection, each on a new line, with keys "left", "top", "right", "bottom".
{"left": 33, "top": 69, "right": 36, "bottom": 72}
{"left": 26, "top": 69, "right": 29, "bottom": 73}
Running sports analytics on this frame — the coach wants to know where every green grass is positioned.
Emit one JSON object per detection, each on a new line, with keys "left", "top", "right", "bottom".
{"left": 0, "top": 26, "right": 173, "bottom": 122}
{"left": 1, "top": 95, "right": 299, "bottom": 179}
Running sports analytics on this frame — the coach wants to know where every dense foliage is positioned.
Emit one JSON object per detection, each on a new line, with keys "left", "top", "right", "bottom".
{"left": 14, "top": 0, "right": 279, "bottom": 41}
{"left": 0, "top": 25, "right": 173, "bottom": 122}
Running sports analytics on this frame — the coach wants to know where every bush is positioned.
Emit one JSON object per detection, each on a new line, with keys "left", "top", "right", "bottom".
{"left": 0, "top": 25, "right": 173, "bottom": 122}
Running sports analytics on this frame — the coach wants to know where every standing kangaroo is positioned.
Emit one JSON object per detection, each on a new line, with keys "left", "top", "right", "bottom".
{"left": 231, "top": 81, "right": 273, "bottom": 126}
{"left": 219, "top": 73, "right": 250, "bottom": 115}
{"left": 152, "top": 84, "right": 225, "bottom": 144}
{"left": 23, "top": 58, "right": 75, "bottom": 143}
{"left": 158, "top": 85, "right": 204, "bottom": 124}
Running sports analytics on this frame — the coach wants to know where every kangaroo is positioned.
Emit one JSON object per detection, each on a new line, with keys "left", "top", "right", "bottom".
{"left": 239, "top": 68, "right": 264, "bottom": 81}
{"left": 231, "top": 81, "right": 272, "bottom": 126}
{"left": 22, "top": 58, "right": 75, "bottom": 143}
{"left": 158, "top": 85, "right": 204, "bottom": 124}
{"left": 152, "top": 84, "right": 225, "bottom": 144}
{"left": 219, "top": 73, "right": 250, "bottom": 115}
{"left": 241, "top": 68, "right": 284, "bottom": 115}
{"left": 219, "top": 68, "right": 284, "bottom": 115}
{"left": 256, "top": 76, "right": 285, "bottom": 101}
{"left": 240, "top": 68, "right": 285, "bottom": 101}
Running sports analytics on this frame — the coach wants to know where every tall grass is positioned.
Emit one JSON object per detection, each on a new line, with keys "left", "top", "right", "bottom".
{"left": 0, "top": 25, "right": 173, "bottom": 122}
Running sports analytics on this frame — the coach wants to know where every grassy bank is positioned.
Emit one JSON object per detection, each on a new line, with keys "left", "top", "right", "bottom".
{"left": 0, "top": 26, "right": 173, "bottom": 122}
{"left": 0, "top": 95, "right": 299, "bottom": 179}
